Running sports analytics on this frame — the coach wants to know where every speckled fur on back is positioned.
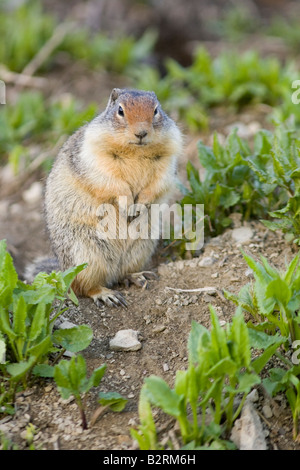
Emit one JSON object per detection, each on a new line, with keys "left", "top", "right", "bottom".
{"left": 34, "top": 88, "right": 183, "bottom": 307}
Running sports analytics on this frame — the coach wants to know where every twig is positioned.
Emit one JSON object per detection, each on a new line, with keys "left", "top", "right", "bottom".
{"left": 165, "top": 286, "right": 217, "bottom": 294}
{"left": 0, "top": 65, "right": 47, "bottom": 88}
{"left": 21, "top": 22, "right": 75, "bottom": 78}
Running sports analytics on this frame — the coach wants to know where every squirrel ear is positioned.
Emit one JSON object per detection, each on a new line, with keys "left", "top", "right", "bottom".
{"left": 108, "top": 88, "right": 121, "bottom": 106}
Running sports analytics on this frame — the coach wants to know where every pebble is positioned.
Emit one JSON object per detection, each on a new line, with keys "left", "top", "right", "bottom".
{"left": 163, "top": 363, "right": 169, "bottom": 372}
{"left": 152, "top": 325, "right": 166, "bottom": 334}
{"left": 58, "top": 321, "right": 77, "bottom": 330}
{"left": 211, "top": 272, "right": 219, "bottom": 278}
{"left": 109, "top": 329, "right": 142, "bottom": 351}
{"left": 158, "top": 264, "right": 170, "bottom": 276}
{"left": 231, "top": 226, "right": 254, "bottom": 244}
{"left": 262, "top": 404, "right": 273, "bottom": 419}
{"left": 199, "top": 256, "right": 215, "bottom": 267}
{"left": 230, "top": 401, "right": 267, "bottom": 450}
{"left": 22, "top": 182, "right": 43, "bottom": 205}
{"left": 247, "top": 389, "right": 259, "bottom": 403}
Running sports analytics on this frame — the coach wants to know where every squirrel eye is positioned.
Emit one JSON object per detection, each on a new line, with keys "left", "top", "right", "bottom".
{"left": 154, "top": 107, "right": 158, "bottom": 116}
{"left": 118, "top": 105, "right": 124, "bottom": 117}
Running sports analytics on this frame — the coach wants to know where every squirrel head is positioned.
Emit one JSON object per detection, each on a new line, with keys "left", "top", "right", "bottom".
{"left": 102, "top": 88, "right": 170, "bottom": 147}
{"left": 85, "top": 88, "right": 183, "bottom": 160}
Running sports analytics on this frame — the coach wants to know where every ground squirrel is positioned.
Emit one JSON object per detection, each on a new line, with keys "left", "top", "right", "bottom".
{"left": 26, "top": 88, "right": 183, "bottom": 308}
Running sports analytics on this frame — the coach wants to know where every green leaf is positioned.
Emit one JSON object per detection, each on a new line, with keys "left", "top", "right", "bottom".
{"left": 6, "top": 356, "right": 36, "bottom": 381}
{"left": 207, "top": 357, "right": 237, "bottom": 377}
{"left": 252, "top": 341, "right": 282, "bottom": 374}
{"left": 265, "top": 278, "right": 292, "bottom": 305}
{"left": 61, "top": 264, "right": 87, "bottom": 291}
{"left": 144, "top": 376, "right": 181, "bottom": 418}
{"left": 87, "top": 363, "right": 107, "bottom": 389}
{"left": 32, "top": 363, "right": 54, "bottom": 377}
{"left": 28, "top": 302, "right": 46, "bottom": 343}
{"left": 0, "top": 306, "right": 16, "bottom": 340}
{"left": 98, "top": 391, "right": 128, "bottom": 411}
{"left": 188, "top": 320, "right": 209, "bottom": 365}
{"left": 12, "top": 296, "right": 27, "bottom": 337}
{"left": 52, "top": 325, "right": 93, "bottom": 353}
{"left": 21, "top": 285, "right": 55, "bottom": 306}
{"left": 53, "top": 360, "right": 73, "bottom": 398}
{"left": 248, "top": 329, "right": 285, "bottom": 350}
{"left": 26, "top": 335, "right": 52, "bottom": 359}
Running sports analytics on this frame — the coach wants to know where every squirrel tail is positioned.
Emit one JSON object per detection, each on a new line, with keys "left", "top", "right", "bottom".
{"left": 23, "top": 256, "right": 60, "bottom": 283}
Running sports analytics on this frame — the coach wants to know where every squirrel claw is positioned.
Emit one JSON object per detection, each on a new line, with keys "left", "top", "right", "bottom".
{"left": 93, "top": 289, "right": 127, "bottom": 309}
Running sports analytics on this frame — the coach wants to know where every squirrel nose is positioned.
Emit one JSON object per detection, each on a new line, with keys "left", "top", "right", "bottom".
{"left": 135, "top": 130, "right": 148, "bottom": 140}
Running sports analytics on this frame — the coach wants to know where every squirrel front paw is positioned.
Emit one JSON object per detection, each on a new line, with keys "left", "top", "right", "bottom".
{"left": 89, "top": 287, "right": 127, "bottom": 309}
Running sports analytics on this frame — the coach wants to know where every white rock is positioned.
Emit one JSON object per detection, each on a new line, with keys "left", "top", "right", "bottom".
{"left": 158, "top": 264, "right": 170, "bottom": 276}
{"left": 109, "top": 329, "right": 141, "bottom": 351}
{"left": 262, "top": 404, "right": 273, "bottom": 419}
{"left": 231, "top": 227, "right": 254, "bottom": 244}
{"left": 199, "top": 256, "right": 215, "bottom": 267}
{"left": 22, "top": 182, "right": 43, "bottom": 205}
{"left": 58, "top": 321, "right": 77, "bottom": 330}
{"left": 247, "top": 389, "right": 259, "bottom": 403}
{"left": 230, "top": 401, "right": 267, "bottom": 450}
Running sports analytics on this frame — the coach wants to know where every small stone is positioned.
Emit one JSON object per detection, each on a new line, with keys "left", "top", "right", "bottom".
{"left": 247, "top": 389, "right": 259, "bottom": 403}
{"left": 262, "top": 404, "right": 273, "bottom": 419}
{"left": 109, "top": 329, "right": 141, "bottom": 351}
{"left": 155, "top": 298, "right": 163, "bottom": 305}
{"left": 152, "top": 325, "right": 166, "bottom": 334}
{"left": 120, "top": 369, "right": 126, "bottom": 376}
{"left": 245, "top": 268, "right": 253, "bottom": 277}
{"left": 230, "top": 401, "right": 267, "bottom": 450}
{"left": 20, "top": 430, "right": 28, "bottom": 440}
{"left": 203, "top": 294, "right": 216, "bottom": 303}
{"left": 158, "top": 264, "right": 170, "bottom": 276}
{"left": 163, "top": 363, "right": 169, "bottom": 372}
{"left": 199, "top": 256, "right": 215, "bottom": 267}
{"left": 175, "top": 261, "right": 185, "bottom": 271}
{"left": 211, "top": 272, "right": 219, "bottom": 279}
{"left": 232, "top": 227, "right": 254, "bottom": 244}
{"left": 58, "top": 321, "right": 77, "bottom": 330}
{"left": 22, "top": 182, "right": 43, "bottom": 205}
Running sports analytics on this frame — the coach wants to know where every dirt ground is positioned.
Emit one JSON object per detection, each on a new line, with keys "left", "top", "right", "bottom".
{"left": 2, "top": 0, "right": 300, "bottom": 452}
{"left": 1, "top": 147, "right": 300, "bottom": 450}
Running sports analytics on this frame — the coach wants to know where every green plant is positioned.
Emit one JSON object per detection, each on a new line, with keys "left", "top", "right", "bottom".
{"left": 0, "top": 0, "right": 55, "bottom": 72}
{"left": 225, "top": 249, "right": 300, "bottom": 440}
{"left": 0, "top": 239, "right": 91, "bottom": 413}
{"left": 131, "top": 307, "right": 280, "bottom": 449}
{"left": 53, "top": 355, "right": 107, "bottom": 429}
{"left": 247, "top": 126, "right": 300, "bottom": 244}
{"left": 225, "top": 250, "right": 300, "bottom": 344}
{"left": 178, "top": 125, "right": 300, "bottom": 248}
{"left": 179, "top": 129, "right": 277, "bottom": 238}
{"left": 263, "top": 364, "right": 300, "bottom": 440}
{"left": 0, "top": 91, "right": 97, "bottom": 168}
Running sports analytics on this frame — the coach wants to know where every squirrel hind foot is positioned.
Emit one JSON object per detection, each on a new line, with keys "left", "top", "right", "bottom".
{"left": 123, "top": 271, "right": 157, "bottom": 289}
{"left": 88, "top": 287, "right": 127, "bottom": 309}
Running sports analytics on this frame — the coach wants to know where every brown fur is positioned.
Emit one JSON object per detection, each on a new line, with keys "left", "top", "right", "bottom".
{"left": 43, "top": 88, "right": 183, "bottom": 308}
